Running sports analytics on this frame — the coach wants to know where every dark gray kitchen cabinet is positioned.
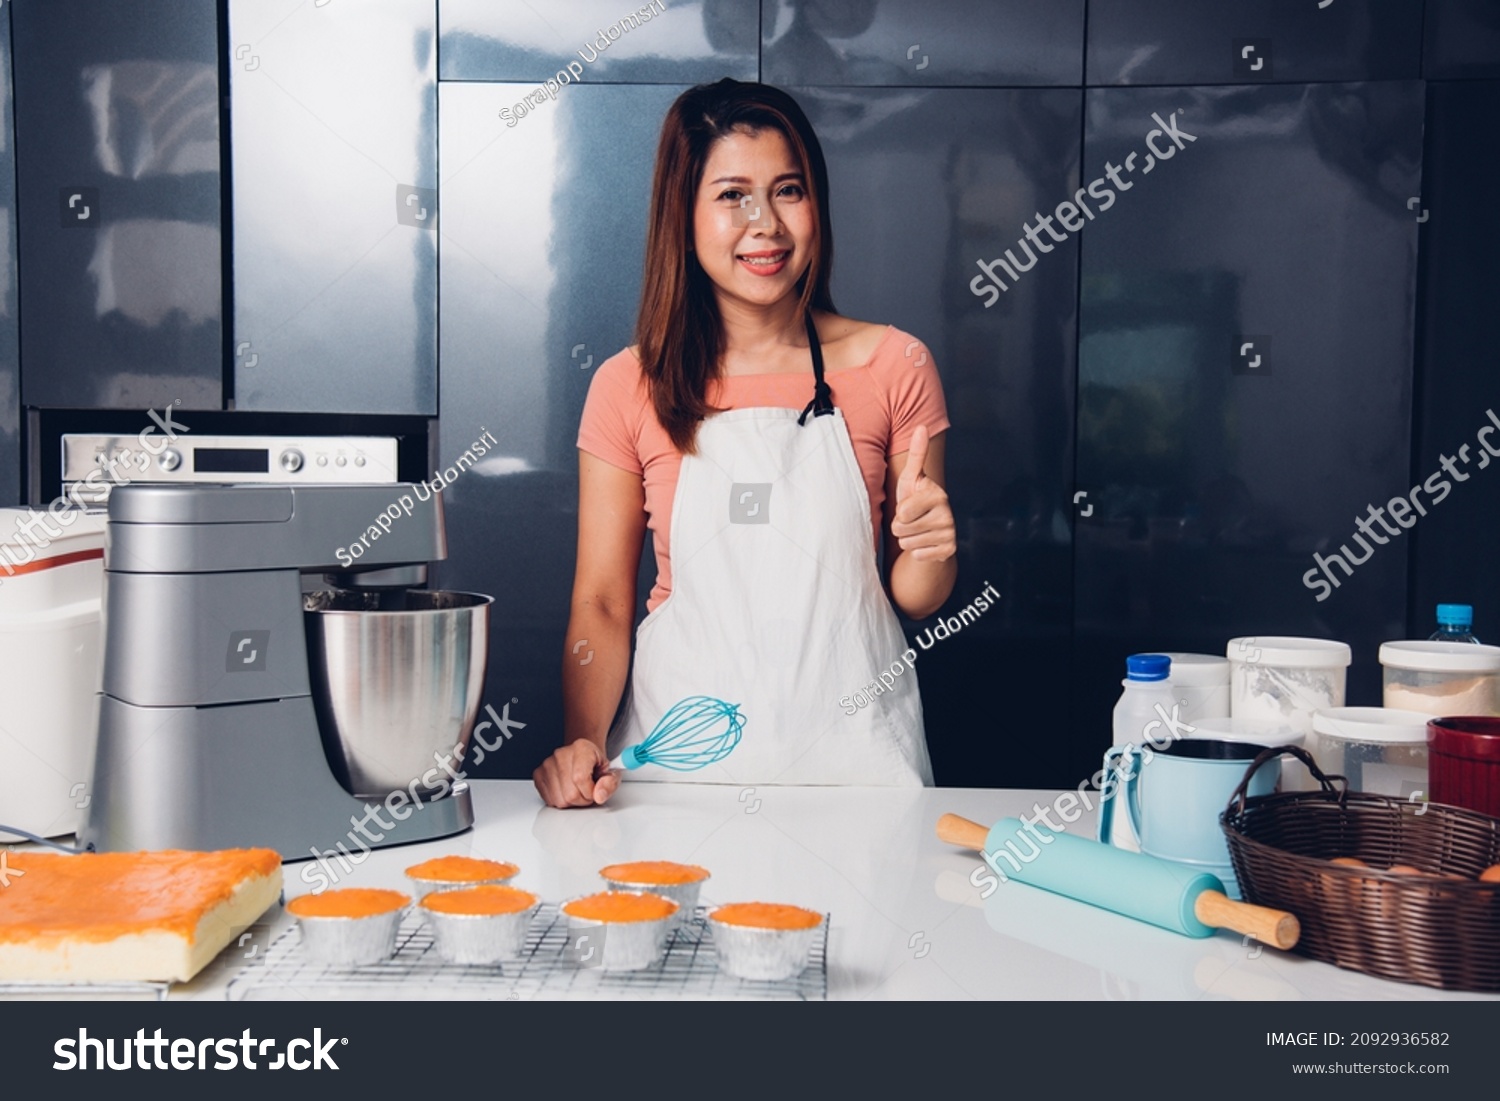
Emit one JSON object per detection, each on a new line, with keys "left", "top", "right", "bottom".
{"left": 439, "top": 0, "right": 756, "bottom": 84}
{"left": 762, "top": 0, "right": 1084, "bottom": 87}
{"left": 1409, "top": 80, "right": 1500, "bottom": 637}
{"left": 228, "top": 0, "right": 437, "bottom": 414}
{"left": 1087, "top": 0, "right": 1424, "bottom": 86}
{"left": 0, "top": 13, "right": 19, "bottom": 504}
{"left": 1073, "top": 81, "right": 1425, "bottom": 750}
{"left": 12, "top": 0, "right": 224, "bottom": 411}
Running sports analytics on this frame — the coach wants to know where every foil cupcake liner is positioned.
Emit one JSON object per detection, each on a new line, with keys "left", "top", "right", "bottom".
{"left": 294, "top": 907, "right": 406, "bottom": 968}
{"left": 423, "top": 900, "right": 540, "bottom": 965}
{"left": 709, "top": 912, "right": 820, "bottom": 982}
{"left": 561, "top": 892, "right": 678, "bottom": 971}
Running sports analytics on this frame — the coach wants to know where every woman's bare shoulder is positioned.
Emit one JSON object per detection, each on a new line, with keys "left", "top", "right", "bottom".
{"left": 811, "top": 312, "right": 893, "bottom": 371}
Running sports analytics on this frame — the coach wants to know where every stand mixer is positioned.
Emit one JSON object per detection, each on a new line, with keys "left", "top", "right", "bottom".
{"left": 81, "top": 482, "right": 487, "bottom": 859}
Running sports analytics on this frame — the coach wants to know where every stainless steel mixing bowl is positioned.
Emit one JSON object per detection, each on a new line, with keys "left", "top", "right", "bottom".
{"left": 304, "top": 589, "right": 492, "bottom": 797}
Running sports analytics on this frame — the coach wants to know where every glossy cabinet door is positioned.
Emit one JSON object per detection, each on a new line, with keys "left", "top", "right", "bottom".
{"left": 1423, "top": 0, "right": 1500, "bottom": 80}
{"left": 229, "top": 0, "right": 436, "bottom": 414}
{"left": 439, "top": 0, "right": 756, "bottom": 83}
{"left": 763, "top": 0, "right": 1083, "bottom": 87}
{"left": 0, "top": 13, "right": 19, "bottom": 503}
{"left": 1087, "top": 0, "right": 1423, "bottom": 86}
{"left": 1075, "top": 83, "right": 1424, "bottom": 740}
{"left": 435, "top": 82, "right": 685, "bottom": 778}
{"left": 1409, "top": 81, "right": 1500, "bottom": 635}
{"left": 796, "top": 86, "right": 1081, "bottom": 788}
{"left": 12, "top": 0, "right": 223, "bottom": 410}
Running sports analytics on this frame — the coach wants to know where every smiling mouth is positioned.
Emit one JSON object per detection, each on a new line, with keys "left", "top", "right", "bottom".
{"left": 737, "top": 250, "right": 789, "bottom": 266}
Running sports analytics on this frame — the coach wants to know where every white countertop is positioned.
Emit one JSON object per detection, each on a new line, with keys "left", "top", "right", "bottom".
{"left": 154, "top": 781, "right": 1500, "bottom": 1000}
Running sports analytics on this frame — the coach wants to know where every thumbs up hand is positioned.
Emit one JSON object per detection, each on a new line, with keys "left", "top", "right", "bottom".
{"left": 891, "top": 425, "right": 956, "bottom": 562}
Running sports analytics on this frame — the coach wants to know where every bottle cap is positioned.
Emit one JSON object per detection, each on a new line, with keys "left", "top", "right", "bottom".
{"left": 1436, "top": 603, "right": 1473, "bottom": 627}
{"left": 1125, "top": 653, "right": 1171, "bottom": 681}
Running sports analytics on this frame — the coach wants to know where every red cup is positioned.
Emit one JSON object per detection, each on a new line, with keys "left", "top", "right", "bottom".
{"left": 1426, "top": 717, "right": 1500, "bottom": 818}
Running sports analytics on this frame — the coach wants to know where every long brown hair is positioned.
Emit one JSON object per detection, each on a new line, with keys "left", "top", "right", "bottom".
{"left": 637, "top": 79, "right": 836, "bottom": 453}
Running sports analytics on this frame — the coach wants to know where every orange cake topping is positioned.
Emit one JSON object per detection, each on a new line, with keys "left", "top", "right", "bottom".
{"left": 286, "top": 888, "right": 409, "bottom": 919}
{"left": 0, "top": 849, "right": 282, "bottom": 945}
{"left": 563, "top": 891, "right": 678, "bottom": 923}
{"left": 421, "top": 886, "right": 539, "bottom": 916}
{"left": 711, "top": 903, "right": 822, "bottom": 930}
{"left": 600, "top": 860, "right": 710, "bottom": 886}
{"left": 406, "top": 856, "right": 519, "bottom": 882}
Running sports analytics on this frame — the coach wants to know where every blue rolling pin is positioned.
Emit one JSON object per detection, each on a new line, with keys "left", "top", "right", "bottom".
{"left": 937, "top": 814, "right": 1300, "bottom": 949}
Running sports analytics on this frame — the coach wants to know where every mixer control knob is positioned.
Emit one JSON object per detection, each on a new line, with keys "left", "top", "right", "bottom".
{"left": 159, "top": 448, "right": 182, "bottom": 472}
{"left": 280, "top": 449, "right": 305, "bottom": 473}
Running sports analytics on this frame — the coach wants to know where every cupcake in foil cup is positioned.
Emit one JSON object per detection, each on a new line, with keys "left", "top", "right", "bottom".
{"left": 561, "top": 890, "right": 679, "bottom": 971}
{"left": 286, "top": 888, "right": 410, "bottom": 968}
{"left": 421, "top": 885, "right": 540, "bottom": 966}
{"left": 709, "top": 902, "right": 822, "bottom": 982}
{"left": 405, "top": 856, "right": 520, "bottom": 901}
{"left": 598, "top": 861, "right": 710, "bottom": 928}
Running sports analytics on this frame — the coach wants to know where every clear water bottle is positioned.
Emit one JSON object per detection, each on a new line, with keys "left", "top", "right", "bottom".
{"left": 1428, "top": 603, "right": 1481, "bottom": 644}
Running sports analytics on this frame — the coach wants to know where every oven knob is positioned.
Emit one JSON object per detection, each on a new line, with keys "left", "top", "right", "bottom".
{"left": 280, "top": 449, "right": 305, "bottom": 473}
{"left": 335, "top": 454, "right": 347, "bottom": 467}
{"left": 353, "top": 453, "right": 366, "bottom": 468}
{"left": 159, "top": 448, "right": 182, "bottom": 473}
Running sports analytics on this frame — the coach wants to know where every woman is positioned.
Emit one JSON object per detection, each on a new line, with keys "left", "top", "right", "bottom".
{"left": 533, "top": 79, "right": 956, "bottom": 808}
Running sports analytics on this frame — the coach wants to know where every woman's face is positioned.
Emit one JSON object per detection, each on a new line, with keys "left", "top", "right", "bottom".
{"left": 692, "top": 126, "right": 816, "bottom": 311}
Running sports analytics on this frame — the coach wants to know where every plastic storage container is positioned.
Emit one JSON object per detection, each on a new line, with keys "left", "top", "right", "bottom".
{"left": 0, "top": 508, "right": 107, "bottom": 838}
{"left": 1159, "top": 652, "right": 1230, "bottom": 723}
{"left": 1426, "top": 717, "right": 1500, "bottom": 818}
{"left": 1379, "top": 640, "right": 1500, "bottom": 717}
{"left": 1309, "top": 707, "right": 1433, "bottom": 799}
{"left": 1226, "top": 637, "right": 1352, "bottom": 738}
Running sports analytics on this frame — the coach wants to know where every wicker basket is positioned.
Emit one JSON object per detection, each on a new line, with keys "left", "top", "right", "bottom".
{"left": 1222, "top": 745, "right": 1500, "bottom": 992}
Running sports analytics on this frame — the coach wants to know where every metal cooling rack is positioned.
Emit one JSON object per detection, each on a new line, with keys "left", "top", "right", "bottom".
{"left": 0, "top": 981, "right": 168, "bottom": 1001}
{"left": 227, "top": 904, "right": 828, "bottom": 1001}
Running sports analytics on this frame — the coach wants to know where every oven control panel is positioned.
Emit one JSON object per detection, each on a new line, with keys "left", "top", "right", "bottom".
{"left": 62, "top": 434, "right": 400, "bottom": 502}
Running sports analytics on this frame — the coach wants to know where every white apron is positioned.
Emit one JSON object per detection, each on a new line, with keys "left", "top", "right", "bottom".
{"left": 607, "top": 315, "right": 933, "bottom": 786}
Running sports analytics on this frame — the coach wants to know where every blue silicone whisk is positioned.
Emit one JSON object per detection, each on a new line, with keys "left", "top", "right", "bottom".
{"left": 609, "top": 696, "right": 745, "bottom": 772}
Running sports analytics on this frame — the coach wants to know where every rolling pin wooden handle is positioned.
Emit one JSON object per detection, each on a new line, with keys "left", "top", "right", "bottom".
{"left": 937, "top": 813, "right": 990, "bottom": 852}
{"left": 1194, "top": 889, "right": 1301, "bottom": 950}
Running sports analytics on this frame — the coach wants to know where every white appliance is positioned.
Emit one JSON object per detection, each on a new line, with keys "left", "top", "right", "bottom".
{"left": 0, "top": 508, "right": 108, "bottom": 839}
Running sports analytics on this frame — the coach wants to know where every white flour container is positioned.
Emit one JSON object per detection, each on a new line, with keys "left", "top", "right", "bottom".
{"left": 0, "top": 508, "right": 107, "bottom": 838}
{"left": 1226, "top": 637, "right": 1351, "bottom": 741}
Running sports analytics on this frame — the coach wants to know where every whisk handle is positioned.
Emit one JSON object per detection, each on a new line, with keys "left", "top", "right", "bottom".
{"left": 608, "top": 746, "right": 644, "bottom": 771}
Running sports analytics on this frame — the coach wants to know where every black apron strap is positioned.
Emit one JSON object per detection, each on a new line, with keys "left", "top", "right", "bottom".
{"left": 798, "top": 311, "right": 836, "bottom": 425}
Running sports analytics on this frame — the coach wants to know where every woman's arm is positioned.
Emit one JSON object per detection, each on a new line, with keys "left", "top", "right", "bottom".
{"left": 885, "top": 425, "right": 957, "bottom": 619}
{"left": 533, "top": 449, "right": 646, "bottom": 807}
